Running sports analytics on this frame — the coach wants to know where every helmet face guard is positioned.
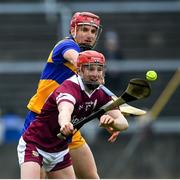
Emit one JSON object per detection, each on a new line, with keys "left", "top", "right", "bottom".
{"left": 77, "top": 50, "right": 105, "bottom": 67}
{"left": 70, "top": 12, "right": 102, "bottom": 50}
{"left": 77, "top": 50, "right": 105, "bottom": 90}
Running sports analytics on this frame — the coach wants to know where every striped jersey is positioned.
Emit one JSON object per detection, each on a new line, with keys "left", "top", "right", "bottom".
{"left": 27, "top": 37, "right": 80, "bottom": 114}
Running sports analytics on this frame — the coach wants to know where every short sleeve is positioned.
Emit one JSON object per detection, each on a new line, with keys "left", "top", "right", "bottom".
{"left": 52, "top": 39, "right": 80, "bottom": 63}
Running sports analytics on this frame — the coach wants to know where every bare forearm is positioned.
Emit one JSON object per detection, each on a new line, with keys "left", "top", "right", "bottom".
{"left": 102, "top": 110, "right": 129, "bottom": 132}
{"left": 58, "top": 101, "right": 74, "bottom": 136}
{"left": 111, "top": 115, "right": 129, "bottom": 131}
{"left": 58, "top": 111, "right": 71, "bottom": 127}
{"left": 63, "top": 49, "right": 79, "bottom": 67}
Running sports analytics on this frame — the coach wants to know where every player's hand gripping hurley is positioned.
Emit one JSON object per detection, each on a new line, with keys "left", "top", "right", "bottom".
{"left": 57, "top": 78, "right": 151, "bottom": 139}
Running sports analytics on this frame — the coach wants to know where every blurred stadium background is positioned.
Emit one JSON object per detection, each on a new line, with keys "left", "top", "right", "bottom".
{"left": 0, "top": 0, "right": 180, "bottom": 178}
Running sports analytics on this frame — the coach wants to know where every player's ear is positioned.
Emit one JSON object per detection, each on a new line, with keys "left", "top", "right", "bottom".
{"left": 77, "top": 67, "right": 80, "bottom": 74}
{"left": 77, "top": 66, "right": 83, "bottom": 74}
{"left": 70, "top": 27, "right": 76, "bottom": 37}
{"left": 99, "top": 76, "right": 105, "bottom": 85}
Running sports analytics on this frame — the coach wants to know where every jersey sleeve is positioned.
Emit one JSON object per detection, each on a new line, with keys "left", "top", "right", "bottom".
{"left": 54, "top": 80, "right": 78, "bottom": 106}
{"left": 52, "top": 39, "right": 80, "bottom": 63}
{"left": 56, "top": 92, "right": 76, "bottom": 106}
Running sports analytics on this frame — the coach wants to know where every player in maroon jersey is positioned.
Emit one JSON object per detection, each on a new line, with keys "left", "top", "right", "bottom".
{"left": 17, "top": 50, "right": 128, "bottom": 179}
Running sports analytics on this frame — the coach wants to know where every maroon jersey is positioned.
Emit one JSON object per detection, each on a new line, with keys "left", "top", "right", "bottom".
{"left": 23, "top": 75, "right": 112, "bottom": 152}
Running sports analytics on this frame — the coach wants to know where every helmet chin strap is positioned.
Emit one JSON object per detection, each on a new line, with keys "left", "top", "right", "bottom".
{"left": 79, "top": 43, "right": 93, "bottom": 51}
{"left": 82, "top": 79, "right": 100, "bottom": 91}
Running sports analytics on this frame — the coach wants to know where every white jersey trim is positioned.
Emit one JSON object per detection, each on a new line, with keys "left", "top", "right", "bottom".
{"left": 56, "top": 93, "right": 76, "bottom": 105}
{"left": 69, "top": 75, "right": 101, "bottom": 98}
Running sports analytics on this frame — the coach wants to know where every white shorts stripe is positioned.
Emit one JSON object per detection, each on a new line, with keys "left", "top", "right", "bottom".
{"left": 37, "top": 148, "right": 69, "bottom": 172}
{"left": 17, "top": 136, "right": 26, "bottom": 165}
{"left": 17, "top": 136, "right": 70, "bottom": 172}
